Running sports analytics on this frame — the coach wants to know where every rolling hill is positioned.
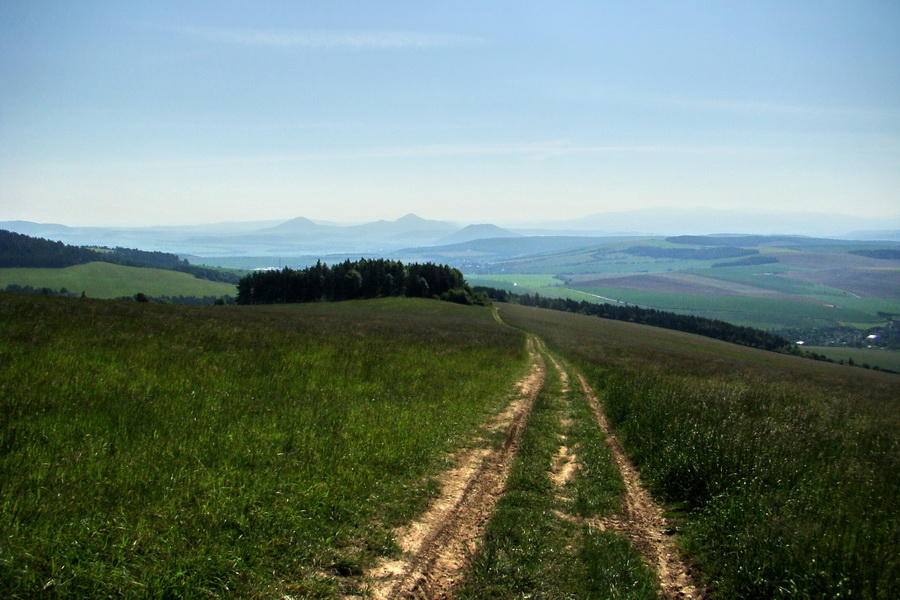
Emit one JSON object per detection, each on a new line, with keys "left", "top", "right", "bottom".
{"left": 0, "top": 214, "right": 463, "bottom": 255}
{"left": 435, "top": 223, "right": 520, "bottom": 245}
{"left": 0, "top": 262, "right": 237, "bottom": 299}
{"left": 395, "top": 235, "right": 630, "bottom": 263}
{"left": 2, "top": 292, "right": 895, "bottom": 598}
{"left": 461, "top": 235, "right": 900, "bottom": 337}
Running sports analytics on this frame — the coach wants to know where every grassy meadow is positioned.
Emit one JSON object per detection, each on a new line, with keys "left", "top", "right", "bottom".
{"left": 4, "top": 286, "right": 898, "bottom": 599}
{"left": 0, "top": 293, "right": 527, "bottom": 598}
{"left": 0, "top": 262, "right": 237, "bottom": 299}
{"left": 500, "top": 303, "right": 899, "bottom": 599}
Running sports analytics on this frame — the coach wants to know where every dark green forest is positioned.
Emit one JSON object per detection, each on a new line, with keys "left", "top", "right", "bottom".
{"left": 0, "top": 229, "right": 240, "bottom": 283}
{"left": 236, "top": 258, "right": 489, "bottom": 306}
{"left": 849, "top": 248, "right": 900, "bottom": 260}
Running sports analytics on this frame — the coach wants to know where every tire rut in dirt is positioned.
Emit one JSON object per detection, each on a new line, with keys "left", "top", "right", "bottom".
{"left": 360, "top": 337, "right": 546, "bottom": 600}
{"left": 575, "top": 373, "right": 706, "bottom": 600}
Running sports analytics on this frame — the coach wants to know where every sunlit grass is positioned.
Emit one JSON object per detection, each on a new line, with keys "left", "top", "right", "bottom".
{"left": 598, "top": 372, "right": 899, "bottom": 599}
{"left": 458, "top": 351, "right": 656, "bottom": 599}
{"left": 500, "top": 303, "right": 899, "bottom": 599}
{"left": 0, "top": 294, "right": 526, "bottom": 598}
{"left": 0, "top": 262, "right": 237, "bottom": 299}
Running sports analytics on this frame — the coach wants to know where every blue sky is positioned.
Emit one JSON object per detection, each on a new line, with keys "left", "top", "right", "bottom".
{"left": 2, "top": 1, "right": 898, "bottom": 226}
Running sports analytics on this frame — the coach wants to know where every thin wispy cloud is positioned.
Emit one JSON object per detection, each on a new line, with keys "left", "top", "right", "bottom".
{"left": 174, "top": 26, "right": 483, "bottom": 49}
{"left": 654, "top": 95, "right": 900, "bottom": 121}
{"left": 30, "top": 140, "right": 793, "bottom": 173}
{"left": 554, "top": 85, "right": 900, "bottom": 121}
{"left": 240, "top": 141, "right": 789, "bottom": 163}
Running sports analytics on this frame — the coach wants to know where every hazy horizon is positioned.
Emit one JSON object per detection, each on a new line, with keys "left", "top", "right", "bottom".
{"left": 5, "top": 205, "right": 900, "bottom": 242}
{"left": 2, "top": 2, "right": 899, "bottom": 227}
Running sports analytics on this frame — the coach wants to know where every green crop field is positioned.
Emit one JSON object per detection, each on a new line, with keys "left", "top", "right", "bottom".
{"left": 471, "top": 271, "right": 897, "bottom": 332}
{"left": 569, "top": 285, "right": 894, "bottom": 329}
{"left": 493, "top": 250, "right": 720, "bottom": 277}
{"left": 804, "top": 346, "right": 900, "bottom": 373}
{"left": 0, "top": 262, "right": 237, "bottom": 299}
{"left": 466, "top": 273, "right": 564, "bottom": 295}
{"left": 463, "top": 236, "right": 899, "bottom": 338}
{"left": 499, "top": 303, "right": 898, "bottom": 599}
{"left": 0, "top": 293, "right": 526, "bottom": 598}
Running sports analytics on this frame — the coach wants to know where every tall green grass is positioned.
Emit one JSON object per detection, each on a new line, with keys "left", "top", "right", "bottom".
{"left": 458, "top": 350, "right": 657, "bottom": 599}
{"left": 599, "top": 372, "right": 898, "bottom": 599}
{"left": 0, "top": 294, "right": 526, "bottom": 598}
{"left": 500, "top": 303, "right": 899, "bottom": 599}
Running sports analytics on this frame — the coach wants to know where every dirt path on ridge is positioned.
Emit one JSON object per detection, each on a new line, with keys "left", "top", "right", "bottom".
{"left": 351, "top": 312, "right": 703, "bottom": 599}
{"left": 356, "top": 336, "right": 546, "bottom": 600}
{"left": 575, "top": 373, "right": 705, "bottom": 600}
{"left": 542, "top": 352, "right": 702, "bottom": 599}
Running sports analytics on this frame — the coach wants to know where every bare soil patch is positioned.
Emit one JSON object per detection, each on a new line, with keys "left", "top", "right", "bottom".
{"left": 576, "top": 373, "right": 706, "bottom": 600}
{"left": 545, "top": 354, "right": 580, "bottom": 494}
{"left": 356, "top": 338, "right": 546, "bottom": 599}
{"left": 550, "top": 441, "right": 580, "bottom": 491}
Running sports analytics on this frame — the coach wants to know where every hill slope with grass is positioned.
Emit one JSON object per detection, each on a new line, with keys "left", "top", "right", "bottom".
{"left": 500, "top": 303, "right": 898, "bottom": 599}
{"left": 0, "top": 229, "right": 241, "bottom": 284}
{"left": 2, "top": 293, "right": 895, "bottom": 598}
{"left": 0, "top": 293, "right": 525, "bottom": 598}
{"left": 0, "top": 262, "right": 237, "bottom": 300}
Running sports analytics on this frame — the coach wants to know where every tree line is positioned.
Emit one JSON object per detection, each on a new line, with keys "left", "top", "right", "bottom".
{"left": 0, "top": 230, "right": 101, "bottom": 268}
{"left": 849, "top": 249, "right": 900, "bottom": 260}
{"left": 473, "top": 287, "right": 791, "bottom": 352}
{"left": 236, "top": 259, "right": 489, "bottom": 306}
{"left": 0, "top": 230, "right": 240, "bottom": 283}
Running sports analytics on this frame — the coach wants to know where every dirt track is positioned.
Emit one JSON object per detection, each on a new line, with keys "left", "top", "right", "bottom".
{"left": 576, "top": 373, "right": 705, "bottom": 600}
{"left": 355, "top": 334, "right": 703, "bottom": 599}
{"left": 359, "top": 336, "right": 545, "bottom": 599}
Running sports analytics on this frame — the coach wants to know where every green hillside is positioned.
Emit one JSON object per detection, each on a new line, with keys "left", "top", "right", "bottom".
{"left": 2, "top": 293, "right": 896, "bottom": 598}
{"left": 0, "top": 229, "right": 242, "bottom": 284}
{"left": 500, "top": 303, "right": 898, "bottom": 599}
{"left": 0, "top": 294, "right": 524, "bottom": 598}
{"left": 0, "top": 262, "right": 237, "bottom": 299}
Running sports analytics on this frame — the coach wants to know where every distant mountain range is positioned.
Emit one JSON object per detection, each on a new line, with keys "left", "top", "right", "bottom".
{"left": 510, "top": 207, "right": 900, "bottom": 239}
{"left": 437, "top": 224, "right": 520, "bottom": 245}
{"left": 1, "top": 208, "right": 897, "bottom": 258}
{"left": 0, "top": 214, "right": 459, "bottom": 256}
